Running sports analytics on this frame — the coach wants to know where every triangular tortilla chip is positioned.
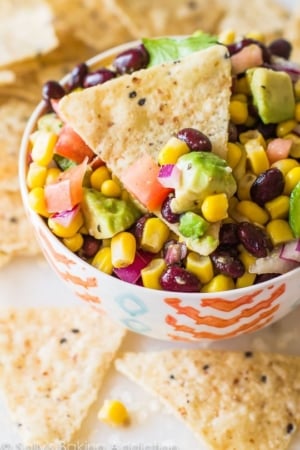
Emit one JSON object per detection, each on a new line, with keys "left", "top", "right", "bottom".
{"left": 286, "top": 4, "right": 300, "bottom": 64}
{"left": 59, "top": 44, "right": 231, "bottom": 166}
{"left": 0, "top": 307, "right": 126, "bottom": 444}
{"left": 116, "top": 349, "right": 300, "bottom": 450}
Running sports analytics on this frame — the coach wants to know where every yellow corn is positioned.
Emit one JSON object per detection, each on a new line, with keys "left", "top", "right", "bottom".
{"left": 284, "top": 166, "right": 300, "bottom": 194}
{"left": 201, "top": 193, "right": 229, "bottom": 222}
{"left": 158, "top": 137, "right": 190, "bottom": 165}
{"left": 271, "top": 158, "right": 299, "bottom": 175}
{"left": 111, "top": 232, "right": 136, "bottom": 268}
{"left": 245, "top": 31, "right": 265, "bottom": 42}
{"left": 276, "top": 119, "right": 297, "bottom": 138}
{"left": 218, "top": 29, "right": 236, "bottom": 45}
{"left": 284, "top": 133, "right": 300, "bottom": 158}
{"left": 229, "top": 100, "right": 248, "bottom": 125}
{"left": 45, "top": 167, "right": 61, "bottom": 185}
{"left": 141, "top": 258, "right": 167, "bottom": 290}
{"left": 244, "top": 115, "right": 257, "bottom": 128}
{"left": 31, "top": 130, "right": 58, "bottom": 166}
{"left": 231, "top": 93, "right": 248, "bottom": 103}
{"left": 28, "top": 187, "right": 50, "bottom": 218}
{"left": 226, "top": 142, "right": 242, "bottom": 169}
{"left": 48, "top": 211, "right": 84, "bottom": 238}
{"left": 63, "top": 233, "right": 84, "bottom": 252}
{"left": 232, "top": 145, "right": 247, "bottom": 181}
{"left": 264, "top": 195, "right": 290, "bottom": 219}
{"left": 237, "top": 172, "right": 257, "bottom": 200}
{"left": 98, "top": 399, "right": 129, "bottom": 427}
{"left": 235, "top": 200, "right": 269, "bottom": 225}
{"left": 295, "top": 79, "right": 300, "bottom": 100}
{"left": 236, "top": 271, "right": 256, "bottom": 289}
{"left": 295, "top": 102, "right": 300, "bottom": 122}
{"left": 244, "top": 139, "right": 270, "bottom": 175}
{"left": 92, "top": 247, "right": 113, "bottom": 274}
{"left": 140, "top": 217, "right": 170, "bottom": 253}
{"left": 234, "top": 76, "right": 251, "bottom": 95}
{"left": 239, "top": 130, "right": 266, "bottom": 148}
{"left": 101, "top": 179, "right": 122, "bottom": 197}
{"left": 90, "top": 166, "right": 111, "bottom": 190}
{"left": 186, "top": 252, "right": 214, "bottom": 284}
{"left": 266, "top": 219, "right": 294, "bottom": 246}
{"left": 201, "top": 274, "right": 235, "bottom": 293}
{"left": 26, "top": 162, "right": 47, "bottom": 189}
{"left": 239, "top": 247, "right": 257, "bottom": 270}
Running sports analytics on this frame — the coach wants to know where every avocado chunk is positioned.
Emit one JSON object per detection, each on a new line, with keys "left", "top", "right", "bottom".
{"left": 247, "top": 67, "right": 295, "bottom": 124}
{"left": 171, "top": 151, "right": 236, "bottom": 214}
{"left": 179, "top": 211, "right": 209, "bottom": 239}
{"left": 81, "top": 188, "right": 141, "bottom": 239}
{"left": 289, "top": 181, "right": 300, "bottom": 238}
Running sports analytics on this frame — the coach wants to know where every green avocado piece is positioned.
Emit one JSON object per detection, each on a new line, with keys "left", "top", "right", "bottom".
{"left": 179, "top": 211, "right": 209, "bottom": 239}
{"left": 37, "top": 113, "right": 63, "bottom": 134}
{"left": 289, "top": 181, "right": 300, "bottom": 238}
{"left": 247, "top": 67, "right": 295, "bottom": 124}
{"left": 171, "top": 151, "right": 236, "bottom": 214}
{"left": 81, "top": 188, "right": 142, "bottom": 239}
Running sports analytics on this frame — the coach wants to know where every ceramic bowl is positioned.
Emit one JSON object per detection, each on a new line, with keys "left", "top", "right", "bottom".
{"left": 19, "top": 42, "right": 300, "bottom": 342}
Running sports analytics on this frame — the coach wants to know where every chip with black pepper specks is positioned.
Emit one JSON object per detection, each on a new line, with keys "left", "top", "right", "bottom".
{"left": 115, "top": 349, "right": 300, "bottom": 450}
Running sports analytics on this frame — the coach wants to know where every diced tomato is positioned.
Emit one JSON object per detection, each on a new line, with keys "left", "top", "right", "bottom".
{"left": 50, "top": 98, "right": 60, "bottom": 116}
{"left": 231, "top": 44, "right": 263, "bottom": 75}
{"left": 266, "top": 138, "right": 293, "bottom": 164}
{"left": 45, "top": 157, "right": 88, "bottom": 213}
{"left": 121, "top": 153, "right": 173, "bottom": 212}
{"left": 54, "top": 124, "right": 95, "bottom": 164}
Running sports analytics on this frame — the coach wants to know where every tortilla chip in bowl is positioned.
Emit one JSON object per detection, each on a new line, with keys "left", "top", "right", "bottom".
{"left": 19, "top": 36, "right": 300, "bottom": 342}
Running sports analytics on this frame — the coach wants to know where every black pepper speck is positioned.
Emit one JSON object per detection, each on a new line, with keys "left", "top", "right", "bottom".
{"left": 260, "top": 375, "right": 267, "bottom": 383}
{"left": 129, "top": 90, "right": 137, "bottom": 98}
{"left": 169, "top": 374, "right": 176, "bottom": 380}
{"left": 244, "top": 351, "right": 253, "bottom": 358}
{"left": 138, "top": 98, "right": 146, "bottom": 106}
{"left": 60, "top": 337, "right": 67, "bottom": 344}
{"left": 286, "top": 423, "right": 294, "bottom": 434}
{"left": 202, "top": 364, "right": 210, "bottom": 371}
{"left": 71, "top": 328, "right": 80, "bottom": 333}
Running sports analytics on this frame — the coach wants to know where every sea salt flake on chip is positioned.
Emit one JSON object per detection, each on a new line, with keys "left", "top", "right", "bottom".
{"left": 0, "top": 0, "right": 58, "bottom": 68}
{"left": 0, "top": 307, "right": 126, "bottom": 444}
{"left": 116, "top": 349, "right": 300, "bottom": 450}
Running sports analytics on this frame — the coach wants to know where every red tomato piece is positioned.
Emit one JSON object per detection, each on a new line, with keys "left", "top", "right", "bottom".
{"left": 54, "top": 124, "right": 95, "bottom": 163}
{"left": 121, "top": 153, "right": 173, "bottom": 212}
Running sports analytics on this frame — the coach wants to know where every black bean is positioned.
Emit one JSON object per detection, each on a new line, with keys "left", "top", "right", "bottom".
{"left": 131, "top": 214, "right": 153, "bottom": 245}
{"left": 83, "top": 68, "right": 116, "bottom": 88}
{"left": 113, "top": 45, "right": 149, "bottom": 74}
{"left": 79, "top": 235, "right": 101, "bottom": 259}
{"left": 160, "top": 266, "right": 201, "bottom": 292}
{"left": 219, "top": 222, "right": 240, "bottom": 246}
{"left": 211, "top": 249, "right": 245, "bottom": 278}
{"left": 227, "top": 38, "right": 271, "bottom": 63}
{"left": 238, "top": 222, "right": 273, "bottom": 258}
{"left": 161, "top": 195, "right": 180, "bottom": 223}
{"left": 255, "top": 273, "right": 280, "bottom": 284}
{"left": 268, "top": 38, "right": 292, "bottom": 60}
{"left": 42, "top": 80, "right": 65, "bottom": 102}
{"left": 68, "top": 63, "right": 88, "bottom": 90}
{"left": 176, "top": 128, "right": 212, "bottom": 152}
{"left": 250, "top": 168, "right": 284, "bottom": 206}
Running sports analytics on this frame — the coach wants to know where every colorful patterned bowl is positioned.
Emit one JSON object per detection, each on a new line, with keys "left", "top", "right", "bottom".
{"left": 19, "top": 42, "right": 300, "bottom": 342}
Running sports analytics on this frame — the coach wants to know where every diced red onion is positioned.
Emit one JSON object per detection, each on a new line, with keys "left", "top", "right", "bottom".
{"left": 51, "top": 204, "right": 81, "bottom": 228}
{"left": 250, "top": 246, "right": 299, "bottom": 274}
{"left": 157, "top": 164, "right": 181, "bottom": 189}
{"left": 114, "top": 251, "right": 153, "bottom": 284}
{"left": 279, "top": 239, "right": 300, "bottom": 263}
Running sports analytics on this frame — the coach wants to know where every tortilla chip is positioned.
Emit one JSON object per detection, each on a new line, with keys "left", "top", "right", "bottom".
{"left": 217, "top": 0, "right": 289, "bottom": 42}
{"left": 286, "top": 5, "right": 300, "bottom": 64}
{"left": 106, "top": 0, "right": 224, "bottom": 38}
{"left": 0, "top": 0, "right": 58, "bottom": 68}
{"left": 0, "top": 190, "right": 40, "bottom": 256}
{"left": 0, "top": 307, "right": 126, "bottom": 444}
{"left": 59, "top": 44, "right": 231, "bottom": 167}
{"left": 0, "top": 70, "right": 16, "bottom": 86}
{"left": 116, "top": 349, "right": 300, "bottom": 450}
{"left": 0, "top": 252, "right": 12, "bottom": 269}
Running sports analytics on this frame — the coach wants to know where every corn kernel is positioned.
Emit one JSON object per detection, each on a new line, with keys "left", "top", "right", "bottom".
{"left": 90, "top": 166, "right": 111, "bottom": 190}
{"left": 201, "top": 193, "right": 229, "bottom": 222}
{"left": 235, "top": 200, "right": 269, "bottom": 225}
{"left": 231, "top": 93, "right": 248, "bottom": 103}
{"left": 201, "top": 274, "right": 235, "bottom": 292}
{"left": 141, "top": 258, "right": 167, "bottom": 289}
{"left": 284, "top": 133, "right": 300, "bottom": 158}
{"left": 229, "top": 100, "right": 248, "bottom": 125}
{"left": 239, "top": 248, "right": 257, "bottom": 270}
{"left": 232, "top": 146, "right": 247, "bottom": 181}
{"left": 45, "top": 167, "right": 61, "bottom": 185}
{"left": 295, "top": 102, "right": 300, "bottom": 122}
{"left": 101, "top": 179, "right": 122, "bottom": 197}
{"left": 234, "top": 76, "right": 251, "bottom": 95}
{"left": 63, "top": 233, "right": 84, "bottom": 252}
{"left": 111, "top": 231, "right": 136, "bottom": 268}
{"left": 295, "top": 79, "right": 300, "bottom": 100}
{"left": 158, "top": 137, "right": 190, "bottom": 165}
{"left": 236, "top": 271, "right": 256, "bottom": 288}
{"left": 276, "top": 119, "right": 297, "bottom": 138}
{"left": 227, "top": 143, "right": 242, "bottom": 169}
{"left": 245, "top": 31, "right": 265, "bottom": 42}
{"left": 239, "top": 130, "right": 266, "bottom": 148}
{"left": 264, "top": 195, "right": 290, "bottom": 219}
{"left": 186, "top": 252, "right": 214, "bottom": 284}
{"left": 266, "top": 219, "right": 294, "bottom": 245}
{"left": 244, "top": 115, "right": 257, "bottom": 128}
{"left": 48, "top": 211, "right": 84, "bottom": 238}
{"left": 92, "top": 247, "right": 113, "bottom": 274}
{"left": 244, "top": 139, "right": 270, "bottom": 175}
{"left": 31, "top": 130, "right": 58, "bottom": 166}
{"left": 284, "top": 166, "right": 300, "bottom": 194}
{"left": 237, "top": 172, "right": 257, "bottom": 200}
{"left": 28, "top": 187, "right": 50, "bottom": 218}
{"left": 140, "top": 217, "right": 170, "bottom": 253}
{"left": 271, "top": 158, "right": 299, "bottom": 175}
{"left": 26, "top": 162, "right": 47, "bottom": 189}
{"left": 98, "top": 399, "right": 129, "bottom": 427}
{"left": 218, "top": 29, "right": 236, "bottom": 45}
